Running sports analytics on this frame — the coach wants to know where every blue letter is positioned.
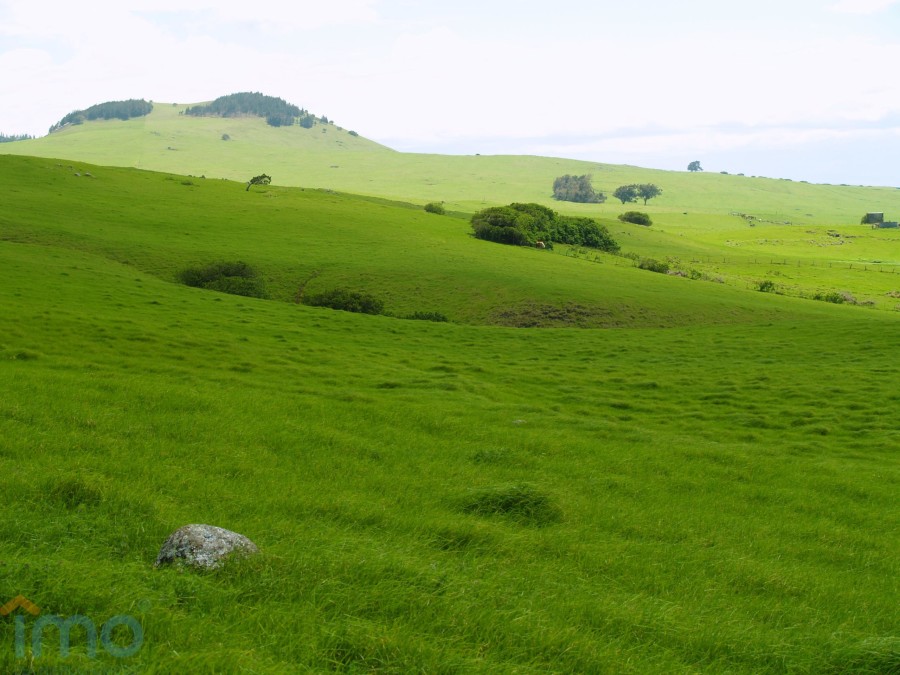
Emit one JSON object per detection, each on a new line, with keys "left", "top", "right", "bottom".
{"left": 32, "top": 615, "right": 97, "bottom": 658}
{"left": 101, "top": 615, "right": 143, "bottom": 658}
{"left": 14, "top": 615, "right": 26, "bottom": 659}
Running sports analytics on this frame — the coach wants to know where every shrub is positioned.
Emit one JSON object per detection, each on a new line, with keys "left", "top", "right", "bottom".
{"left": 618, "top": 211, "right": 653, "bottom": 226}
{"left": 204, "top": 276, "right": 267, "bottom": 298}
{"left": 304, "top": 288, "right": 384, "bottom": 315}
{"left": 638, "top": 258, "right": 670, "bottom": 274}
{"left": 814, "top": 291, "right": 859, "bottom": 305}
{"left": 757, "top": 279, "right": 777, "bottom": 293}
{"left": 404, "top": 311, "right": 449, "bottom": 322}
{"left": 179, "top": 261, "right": 268, "bottom": 298}
{"left": 470, "top": 203, "right": 618, "bottom": 252}
{"left": 424, "top": 202, "right": 445, "bottom": 215}
{"left": 813, "top": 292, "right": 845, "bottom": 304}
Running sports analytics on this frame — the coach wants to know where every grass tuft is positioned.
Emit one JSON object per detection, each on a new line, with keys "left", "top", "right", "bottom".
{"left": 460, "top": 483, "right": 562, "bottom": 526}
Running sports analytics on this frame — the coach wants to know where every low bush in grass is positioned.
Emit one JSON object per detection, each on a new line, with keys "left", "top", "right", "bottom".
{"left": 424, "top": 202, "right": 446, "bottom": 215}
{"left": 404, "top": 311, "right": 449, "bottom": 322}
{"left": 757, "top": 279, "right": 777, "bottom": 293}
{"left": 179, "top": 261, "right": 268, "bottom": 298}
{"left": 460, "top": 483, "right": 562, "bottom": 526}
{"left": 813, "top": 290, "right": 858, "bottom": 305}
{"left": 618, "top": 211, "right": 653, "bottom": 226}
{"left": 638, "top": 258, "right": 670, "bottom": 274}
{"left": 304, "top": 288, "right": 385, "bottom": 315}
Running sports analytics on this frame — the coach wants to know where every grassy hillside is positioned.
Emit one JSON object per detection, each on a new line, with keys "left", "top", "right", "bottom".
{"left": 5, "top": 150, "right": 900, "bottom": 315}
{"left": 1, "top": 155, "right": 824, "bottom": 328}
{"left": 6, "top": 100, "right": 900, "bottom": 312}
{"left": 0, "top": 153, "right": 898, "bottom": 672}
{"left": 4, "top": 102, "right": 900, "bottom": 222}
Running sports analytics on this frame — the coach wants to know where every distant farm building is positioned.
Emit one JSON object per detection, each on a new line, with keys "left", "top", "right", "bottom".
{"left": 862, "top": 212, "right": 898, "bottom": 228}
{"left": 862, "top": 212, "right": 884, "bottom": 225}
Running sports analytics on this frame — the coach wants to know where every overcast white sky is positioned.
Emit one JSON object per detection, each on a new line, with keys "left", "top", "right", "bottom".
{"left": 1, "top": 0, "right": 898, "bottom": 185}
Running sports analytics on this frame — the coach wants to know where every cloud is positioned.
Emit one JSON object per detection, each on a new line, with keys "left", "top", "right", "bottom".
{"left": 0, "top": 0, "right": 379, "bottom": 40}
{"left": 830, "top": 0, "right": 899, "bottom": 13}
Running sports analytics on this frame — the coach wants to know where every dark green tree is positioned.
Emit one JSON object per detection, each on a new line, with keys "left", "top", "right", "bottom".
{"left": 636, "top": 183, "right": 662, "bottom": 205}
{"left": 552, "top": 174, "right": 606, "bottom": 203}
{"left": 688, "top": 161, "right": 703, "bottom": 172}
{"left": 246, "top": 174, "right": 272, "bottom": 191}
{"left": 613, "top": 184, "right": 639, "bottom": 204}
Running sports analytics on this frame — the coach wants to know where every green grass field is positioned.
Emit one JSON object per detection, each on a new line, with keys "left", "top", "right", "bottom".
{"left": 0, "top": 131, "right": 898, "bottom": 673}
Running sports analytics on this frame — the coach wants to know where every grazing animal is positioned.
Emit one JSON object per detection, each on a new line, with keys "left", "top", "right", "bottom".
{"left": 535, "top": 241, "right": 546, "bottom": 249}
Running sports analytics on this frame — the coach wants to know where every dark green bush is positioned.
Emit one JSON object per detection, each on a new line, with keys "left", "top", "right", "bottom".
{"left": 757, "top": 279, "right": 777, "bottom": 293}
{"left": 404, "top": 311, "right": 449, "bottom": 322}
{"left": 638, "top": 258, "right": 670, "bottom": 273}
{"left": 618, "top": 211, "right": 653, "bottom": 226}
{"left": 470, "top": 203, "right": 618, "bottom": 252}
{"left": 179, "top": 261, "right": 268, "bottom": 298}
{"left": 304, "top": 288, "right": 384, "bottom": 315}
{"left": 424, "top": 202, "right": 446, "bottom": 215}
{"left": 472, "top": 221, "right": 530, "bottom": 246}
{"left": 204, "top": 276, "right": 267, "bottom": 298}
{"left": 461, "top": 483, "right": 562, "bottom": 526}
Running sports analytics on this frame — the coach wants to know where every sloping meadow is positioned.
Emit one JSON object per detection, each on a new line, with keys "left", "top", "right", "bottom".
{"left": 0, "top": 156, "right": 803, "bottom": 329}
{"left": 0, "top": 246, "right": 897, "bottom": 671}
{"left": 0, "top": 155, "right": 897, "bottom": 672}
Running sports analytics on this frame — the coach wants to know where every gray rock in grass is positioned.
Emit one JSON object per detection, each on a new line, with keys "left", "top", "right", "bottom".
{"left": 154, "top": 524, "right": 258, "bottom": 570}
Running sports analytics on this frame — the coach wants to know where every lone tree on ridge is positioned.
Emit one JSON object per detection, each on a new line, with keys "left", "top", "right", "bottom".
{"left": 687, "top": 160, "right": 703, "bottom": 172}
{"left": 246, "top": 174, "right": 272, "bottom": 191}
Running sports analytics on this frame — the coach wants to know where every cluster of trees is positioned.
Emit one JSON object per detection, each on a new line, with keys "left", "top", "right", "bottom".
{"left": 49, "top": 99, "right": 153, "bottom": 133}
{"left": 471, "top": 202, "right": 619, "bottom": 252}
{"left": 0, "top": 133, "right": 34, "bottom": 143}
{"left": 552, "top": 175, "right": 606, "bottom": 203}
{"left": 613, "top": 183, "right": 662, "bottom": 205}
{"left": 184, "top": 92, "right": 322, "bottom": 129}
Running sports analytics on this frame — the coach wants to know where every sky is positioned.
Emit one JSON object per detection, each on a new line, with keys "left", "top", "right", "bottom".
{"left": 1, "top": 0, "right": 899, "bottom": 186}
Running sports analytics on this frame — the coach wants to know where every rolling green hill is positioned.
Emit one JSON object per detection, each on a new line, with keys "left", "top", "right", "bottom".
{"left": 2, "top": 155, "right": 841, "bottom": 328}
{"left": 4, "top": 100, "right": 900, "bottom": 222}
{"left": 1, "top": 152, "right": 898, "bottom": 672}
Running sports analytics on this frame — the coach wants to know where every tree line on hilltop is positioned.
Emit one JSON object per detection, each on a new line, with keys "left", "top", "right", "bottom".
{"left": 184, "top": 92, "right": 328, "bottom": 128}
{"left": 49, "top": 99, "right": 154, "bottom": 133}
{"left": 0, "top": 133, "right": 35, "bottom": 143}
